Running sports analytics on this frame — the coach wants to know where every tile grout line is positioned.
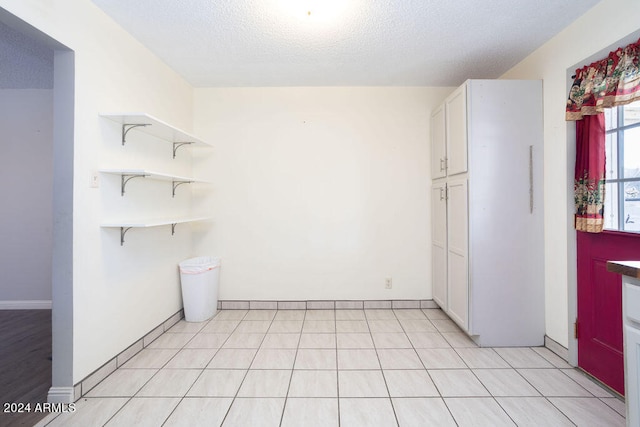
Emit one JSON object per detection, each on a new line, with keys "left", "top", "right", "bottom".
{"left": 47, "top": 308, "right": 626, "bottom": 426}
{"left": 366, "top": 308, "right": 400, "bottom": 427}
{"left": 198, "top": 309, "right": 251, "bottom": 427}
{"left": 398, "top": 309, "right": 460, "bottom": 425}
{"left": 159, "top": 310, "right": 245, "bottom": 426}
{"left": 277, "top": 310, "right": 307, "bottom": 427}
{"left": 335, "top": 309, "right": 341, "bottom": 427}
{"left": 92, "top": 319, "right": 213, "bottom": 427}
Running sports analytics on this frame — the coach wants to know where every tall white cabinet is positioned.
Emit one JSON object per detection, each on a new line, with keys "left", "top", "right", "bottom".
{"left": 430, "top": 80, "right": 544, "bottom": 347}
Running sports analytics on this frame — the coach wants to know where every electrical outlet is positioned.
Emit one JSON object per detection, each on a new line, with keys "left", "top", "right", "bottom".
{"left": 90, "top": 172, "right": 100, "bottom": 188}
{"left": 385, "top": 278, "right": 392, "bottom": 289}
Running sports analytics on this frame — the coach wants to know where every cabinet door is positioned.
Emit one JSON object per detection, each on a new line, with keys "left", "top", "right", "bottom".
{"left": 445, "top": 84, "right": 467, "bottom": 176}
{"left": 625, "top": 324, "right": 640, "bottom": 426}
{"left": 431, "top": 104, "right": 446, "bottom": 180}
{"left": 431, "top": 183, "right": 447, "bottom": 310}
{"left": 446, "top": 178, "right": 468, "bottom": 331}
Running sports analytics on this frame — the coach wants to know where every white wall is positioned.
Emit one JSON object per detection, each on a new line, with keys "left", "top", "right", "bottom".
{"left": 194, "top": 87, "right": 452, "bottom": 301}
{"left": 0, "top": 0, "right": 196, "bottom": 383}
{"left": 501, "top": 0, "right": 640, "bottom": 347}
{"left": 0, "top": 89, "right": 53, "bottom": 304}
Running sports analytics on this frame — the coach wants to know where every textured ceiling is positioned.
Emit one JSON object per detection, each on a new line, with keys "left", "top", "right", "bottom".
{"left": 91, "top": 0, "right": 600, "bottom": 87}
{"left": 0, "top": 20, "right": 53, "bottom": 89}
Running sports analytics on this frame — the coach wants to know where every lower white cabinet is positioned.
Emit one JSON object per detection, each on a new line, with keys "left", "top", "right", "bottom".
{"left": 431, "top": 183, "right": 448, "bottom": 310}
{"left": 446, "top": 178, "right": 468, "bottom": 331}
{"left": 624, "top": 278, "right": 640, "bottom": 427}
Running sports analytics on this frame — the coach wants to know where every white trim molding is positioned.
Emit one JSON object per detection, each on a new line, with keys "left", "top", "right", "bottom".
{"left": 545, "top": 335, "right": 570, "bottom": 363}
{"left": 0, "top": 300, "right": 52, "bottom": 309}
{"left": 47, "top": 386, "right": 75, "bottom": 404}
{"left": 218, "top": 299, "right": 438, "bottom": 310}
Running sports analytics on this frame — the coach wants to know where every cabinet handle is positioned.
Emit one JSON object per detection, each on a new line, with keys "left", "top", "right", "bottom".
{"left": 529, "top": 145, "right": 534, "bottom": 214}
{"left": 440, "top": 158, "right": 445, "bottom": 172}
{"left": 439, "top": 187, "right": 444, "bottom": 200}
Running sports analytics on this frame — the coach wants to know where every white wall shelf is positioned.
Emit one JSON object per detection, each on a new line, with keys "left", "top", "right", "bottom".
{"left": 99, "top": 112, "right": 212, "bottom": 246}
{"left": 100, "top": 168, "right": 209, "bottom": 197}
{"left": 100, "top": 112, "right": 212, "bottom": 158}
{"left": 101, "top": 216, "right": 212, "bottom": 246}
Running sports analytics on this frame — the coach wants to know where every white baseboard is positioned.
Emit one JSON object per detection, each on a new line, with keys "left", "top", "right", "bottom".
{"left": 545, "top": 335, "right": 570, "bottom": 362}
{"left": 47, "top": 386, "right": 75, "bottom": 403}
{"left": 218, "top": 299, "right": 437, "bottom": 310}
{"left": 0, "top": 300, "right": 52, "bottom": 309}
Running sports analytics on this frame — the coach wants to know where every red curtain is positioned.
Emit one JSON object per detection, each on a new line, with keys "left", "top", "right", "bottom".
{"left": 574, "top": 114, "right": 605, "bottom": 232}
{"left": 567, "top": 38, "right": 640, "bottom": 233}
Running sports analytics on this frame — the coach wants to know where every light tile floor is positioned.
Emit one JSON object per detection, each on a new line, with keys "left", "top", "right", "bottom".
{"left": 36, "top": 308, "right": 626, "bottom": 426}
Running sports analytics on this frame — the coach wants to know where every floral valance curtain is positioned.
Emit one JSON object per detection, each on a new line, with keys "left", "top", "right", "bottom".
{"left": 566, "top": 38, "right": 640, "bottom": 121}
{"left": 567, "top": 38, "right": 640, "bottom": 233}
{"left": 574, "top": 114, "right": 605, "bottom": 232}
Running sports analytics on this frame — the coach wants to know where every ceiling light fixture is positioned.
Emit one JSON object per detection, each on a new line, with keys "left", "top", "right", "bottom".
{"left": 277, "top": 0, "right": 352, "bottom": 26}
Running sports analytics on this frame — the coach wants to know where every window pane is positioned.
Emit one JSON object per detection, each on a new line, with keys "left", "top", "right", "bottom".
{"left": 605, "top": 106, "right": 618, "bottom": 129}
{"left": 604, "top": 182, "right": 620, "bottom": 230}
{"left": 606, "top": 131, "right": 619, "bottom": 180}
{"left": 623, "top": 125, "right": 640, "bottom": 177}
{"left": 623, "top": 101, "right": 640, "bottom": 127}
{"left": 603, "top": 101, "right": 640, "bottom": 232}
{"left": 623, "top": 180, "right": 640, "bottom": 232}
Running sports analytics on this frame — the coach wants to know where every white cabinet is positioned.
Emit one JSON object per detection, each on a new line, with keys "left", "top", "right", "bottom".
{"left": 445, "top": 177, "right": 469, "bottom": 331}
{"left": 431, "top": 182, "right": 447, "bottom": 309}
{"left": 623, "top": 275, "right": 640, "bottom": 427}
{"left": 430, "top": 80, "right": 544, "bottom": 347}
{"left": 607, "top": 262, "right": 640, "bottom": 426}
{"left": 430, "top": 84, "right": 468, "bottom": 179}
{"left": 625, "top": 323, "right": 640, "bottom": 427}
{"left": 430, "top": 104, "right": 446, "bottom": 179}
{"left": 444, "top": 84, "right": 467, "bottom": 176}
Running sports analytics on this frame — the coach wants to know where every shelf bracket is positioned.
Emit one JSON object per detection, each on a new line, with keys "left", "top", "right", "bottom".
{"left": 173, "top": 142, "right": 194, "bottom": 158}
{"left": 172, "top": 180, "right": 193, "bottom": 197}
{"left": 122, "top": 123, "right": 150, "bottom": 145}
{"left": 121, "top": 174, "right": 147, "bottom": 196}
{"left": 120, "top": 227, "right": 133, "bottom": 246}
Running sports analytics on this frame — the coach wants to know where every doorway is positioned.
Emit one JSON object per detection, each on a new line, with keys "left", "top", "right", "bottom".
{"left": 0, "top": 7, "right": 75, "bottom": 407}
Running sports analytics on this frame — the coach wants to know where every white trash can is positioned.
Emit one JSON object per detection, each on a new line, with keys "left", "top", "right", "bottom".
{"left": 179, "top": 256, "right": 220, "bottom": 322}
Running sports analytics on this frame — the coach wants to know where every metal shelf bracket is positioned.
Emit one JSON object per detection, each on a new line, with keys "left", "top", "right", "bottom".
{"left": 173, "top": 142, "right": 194, "bottom": 158}
{"left": 122, "top": 123, "right": 150, "bottom": 145}
{"left": 121, "top": 174, "right": 147, "bottom": 196}
{"left": 172, "top": 180, "right": 193, "bottom": 197}
{"left": 120, "top": 227, "right": 133, "bottom": 246}
{"left": 119, "top": 223, "right": 180, "bottom": 246}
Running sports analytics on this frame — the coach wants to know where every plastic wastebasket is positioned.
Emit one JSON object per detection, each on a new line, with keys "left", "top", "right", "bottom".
{"left": 179, "top": 256, "right": 220, "bottom": 322}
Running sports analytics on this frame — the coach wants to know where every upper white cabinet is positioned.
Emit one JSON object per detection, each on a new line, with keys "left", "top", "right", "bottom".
{"left": 444, "top": 84, "right": 468, "bottom": 176}
{"left": 430, "top": 84, "right": 467, "bottom": 179}
{"left": 430, "top": 104, "right": 446, "bottom": 179}
{"left": 430, "top": 80, "right": 544, "bottom": 347}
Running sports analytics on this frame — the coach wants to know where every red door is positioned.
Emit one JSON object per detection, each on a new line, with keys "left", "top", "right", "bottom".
{"left": 577, "top": 230, "right": 640, "bottom": 395}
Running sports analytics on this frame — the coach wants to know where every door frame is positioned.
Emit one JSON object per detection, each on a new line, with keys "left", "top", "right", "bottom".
{"left": 0, "top": 9, "right": 76, "bottom": 403}
{"left": 567, "top": 29, "right": 640, "bottom": 368}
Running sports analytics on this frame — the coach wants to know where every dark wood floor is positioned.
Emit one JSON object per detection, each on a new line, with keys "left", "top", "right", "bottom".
{"left": 0, "top": 310, "right": 52, "bottom": 427}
